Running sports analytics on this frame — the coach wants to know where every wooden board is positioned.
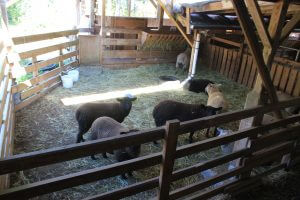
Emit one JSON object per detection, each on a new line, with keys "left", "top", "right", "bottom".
{"left": 279, "top": 66, "right": 291, "bottom": 91}
{"left": 292, "top": 73, "right": 300, "bottom": 97}
{"left": 102, "top": 50, "right": 180, "bottom": 59}
{"left": 248, "top": 62, "right": 257, "bottom": 88}
{"left": 220, "top": 49, "right": 228, "bottom": 75}
{"left": 209, "top": 45, "right": 216, "bottom": 69}
{"left": 242, "top": 56, "right": 253, "bottom": 86}
{"left": 229, "top": 50, "right": 238, "bottom": 80}
{"left": 19, "top": 40, "right": 78, "bottom": 59}
{"left": 216, "top": 47, "right": 224, "bottom": 72}
{"left": 237, "top": 54, "right": 248, "bottom": 84}
{"left": 224, "top": 50, "right": 233, "bottom": 77}
{"left": 273, "top": 64, "right": 284, "bottom": 89}
{"left": 285, "top": 69, "right": 298, "bottom": 95}
{"left": 102, "top": 38, "right": 141, "bottom": 46}
{"left": 12, "top": 30, "right": 79, "bottom": 45}
{"left": 79, "top": 35, "right": 100, "bottom": 65}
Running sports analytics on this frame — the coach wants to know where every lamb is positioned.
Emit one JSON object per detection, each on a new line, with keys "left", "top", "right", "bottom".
{"left": 184, "top": 79, "right": 215, "bottom": 94}
{"left": 176, "top": 48, "right": 191, "bottom": 70}
{"left": 89, "top": 116, "right": 141, "bottom": 179}
{"left": 75, "top": 95, "right": 137, "bottom": 143}
{"left": 206, "top": 83, "right": 228, "bottom": 111}
{"left": 152, "top": 100, "right": 222, "bottom": 143}
{"left": 205, "top": 83, "right": 228, "bottom": 137}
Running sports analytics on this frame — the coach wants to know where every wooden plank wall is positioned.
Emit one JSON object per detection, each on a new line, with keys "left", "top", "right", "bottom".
{"left": 11, "top": 29, "right": 80, "bottom": 111}
{"left": 0, "top": 98, "right": 299, "bottom": 199}
{"left": 0, "top": 31, "right": 15, "bottom": 190}
{"left": 205, "top": 36, "right": 300, "bottom": 96}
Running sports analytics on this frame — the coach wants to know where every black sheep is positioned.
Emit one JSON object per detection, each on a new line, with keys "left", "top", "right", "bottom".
{"left": 153, "top": 100, "right": 222, "bottom": 143}
{"left": 75, "top": 96, "right": 137, "bottom": 143}
{"left": 184, "top": 79, "right": 214, "bottom": 94}
{"left": 89, "top": 117, "right": 141, "bottom": 179}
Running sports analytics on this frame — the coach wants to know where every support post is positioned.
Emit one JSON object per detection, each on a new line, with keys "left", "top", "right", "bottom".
{"left": 76, "top": 0, "right": 80, "bottom": 27}
{"left": 188, "top": 32, "right": 201, "bottom": 78}
{"left": 158, "top": 120, "right": 179, "bottom": 200}
{"left": 127, "top": 0, "right": 131, "bottom": 17}
{"left": 90, "top": 0, "right": 95, "bottom": 34}
{"left": 0, "top": 0, "right": 8, "bottom": 27}
{"left": 157, "top": 5, "right": 164, "bottom": 30}
{"left": 100, "top": 0, "right": 105, "bottom": 36}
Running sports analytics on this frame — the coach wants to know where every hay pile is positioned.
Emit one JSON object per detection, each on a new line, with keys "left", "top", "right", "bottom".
{"left": 11, "top": 64, "right": 250, "bottom": 200}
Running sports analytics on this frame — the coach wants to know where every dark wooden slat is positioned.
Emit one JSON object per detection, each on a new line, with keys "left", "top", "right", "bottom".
{"left": 158, "top": 120, "right": 179, "bottom": 199}
{"left": 216, "top": 47, "right": 224, "bottom": 72}
{"left": 238, "top": 54, "right": 248, "bottom": 84}
{"left": 247, "top": 61, "right": 257, "bottom": 88}
{"left": 273, "top": 64, "right": 284, "bottom": 89}
{"left": 210, "top": 36, "right": 241, "bottom": 47}
{"left": 209, "top": 45, "right": 216, "bottom": 69}
{"left": 212, "top": 46, "right": 220, "bottom": 70}
{"left": 172, "top": 148, "right": 250, "bottom": 181}
{"left": 242, "top": 56, "right": 253, "bottom": 86}
{"left": 171, "top": 141, "right": 293, "bottom": 200}
{"left": 252, "top": 124, "right": 300, "bottom": 151}
{"left": 83, "top": 178, "right": 159, "bottom": 200}
{"left": 292, "top": 73, "right": 300, "bottom": 97}
{"left": 0, "top": 128, "right": 164, "bottom": 175}
{"left": 178, "top": 98, "right": 300, "bottom": 135}
{"left": 285, "top": 69, "right": 298, "bottom": 95}
{"left": 176, "top": 113, "right": 300, "bottom": 158}
{"left": 0, "top": 154, "right": 162, "bottom": 200}
{"left": 224, "top": 50, "right": 233, "bottom": 77}
{"left": 229, "top": 50, "right": 238, "bottom": 80}
{"left": 233, "top": 43, "right": 245, "bottom": 81}
{"left": 279, "top": 66, "right": 291, "bottom": 92}
{"left": 220, "top": 48, "right": 228, "bottom": 75}
{"left": 270, "top": 63, "right": 277, "bottom": 81}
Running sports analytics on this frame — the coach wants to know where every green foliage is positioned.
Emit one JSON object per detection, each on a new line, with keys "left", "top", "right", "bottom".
{"left": 7, "top": 0, "right": 26, "bottom": 25}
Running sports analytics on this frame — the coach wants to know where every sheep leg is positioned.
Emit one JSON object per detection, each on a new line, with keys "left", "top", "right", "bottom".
{"left": 76, "top": 133, "right": 83, "bottom": 143}
{"left": 128, "top": 171, "right": 133, "bottom": 177}
{"left": 205, "top": 128, "right": 210, "bottom": 138}
{"left": 121, "top": 174, "right": 127, "bottom": 179}
{"left": 189, "top": 132, "right": 194, "bottom": 143}
{"left": 102, "top": 152, "right": 108, "bottom": 158}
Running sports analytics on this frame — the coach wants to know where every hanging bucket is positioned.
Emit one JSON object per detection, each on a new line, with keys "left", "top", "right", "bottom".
{"left": 68, "top": 70, "right": 79, "bottom": 82}
{"left": 61, "top": 75, "right": 73, "bottom": 88}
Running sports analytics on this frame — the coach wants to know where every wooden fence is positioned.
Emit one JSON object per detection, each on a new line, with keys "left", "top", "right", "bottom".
{"left": 0, "top": 30, "right": 15, "bottom": 190}
{"left": 0, "top": 98, "right": 299, "bottom": 199}
{"left": 11, "top": 29, "right": 80, "bottom": 111}
{"left": 205, "top": 36, "right": 300, "bottom": 97}
{"left": 99, "top": 28, "right": 184, "bottom": 68}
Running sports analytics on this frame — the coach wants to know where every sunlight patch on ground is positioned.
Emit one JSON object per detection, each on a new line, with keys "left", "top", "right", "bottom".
{"left": 61, "top": 81, "right": 182, "bottom": 106}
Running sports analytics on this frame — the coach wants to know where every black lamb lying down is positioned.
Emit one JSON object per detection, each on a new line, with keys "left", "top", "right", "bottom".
{"left": 75, "top": 95, "right": 137, "bottom": 143}
{"left": 184, "top": 79, "right": 214, "bottom": 94}
{"left": 89, "top": 117, "right": 141, "bottom": 179}
{"left": 153, "top": 100, "right": 222, "bottom": 143}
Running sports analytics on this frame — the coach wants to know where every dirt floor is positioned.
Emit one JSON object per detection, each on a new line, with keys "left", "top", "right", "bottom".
{"left": 10, "top": 64, "right": 300, "bottom": 200}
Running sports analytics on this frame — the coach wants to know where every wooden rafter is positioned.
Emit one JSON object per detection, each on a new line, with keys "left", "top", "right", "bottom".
{"left": 157, "top": 4, "right": 164, "bottom": 30}
{"left": 149, "top": 0, "right": 157, "bottom": 9}
{"left": 231, "top": 0, "right": 280, "bottom": 108}
{"left": 156, "top": 0, "right": 193, "bottom": 46}
{"left": 245, "top": 0, "right": 272, "bottom": 48}
{"left": 280, "top": 12, "right": 300, "bottom": 42}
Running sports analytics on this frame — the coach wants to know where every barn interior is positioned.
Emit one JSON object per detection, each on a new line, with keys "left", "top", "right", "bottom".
{"left": 0, "top": 0, "right": 300, "bottom": 200}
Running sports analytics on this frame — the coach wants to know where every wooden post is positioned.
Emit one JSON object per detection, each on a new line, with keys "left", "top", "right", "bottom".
{"left": 231, "top": 0, "right": 294, "bottom": 167}
{"left": 157, "top": 5, "right": 164, "bottom": 30}
{"left": 0, "top": 0, "right": 8, "bottom": 27}
{"left": 59, "top": 49, "right": 64, "bottom": 71}
{"left": 158, "top": 120, "right": 179, "bottom": 200}
{"left": 100, "top": 0, "right": 106, "bottom": 36}
{"left": 127, "top": 0, "right": 131, "bottom": 17}
{"left": 233, "top": 41, "right": 245, "bottom": 81}
{"left": 76, "top": 0, "right": 80, "bottom": 27}
{"left": 90, "top": 0, "right": 95, "bottom": 34}
{"left": 32, "top": 56, "right": 38, "bottom": 77}
{"left": 186, "top": 8, "right": 191, "bottom": 34}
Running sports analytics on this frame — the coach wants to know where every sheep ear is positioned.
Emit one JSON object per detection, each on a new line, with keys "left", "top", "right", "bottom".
{"left": 215, "top": 83, "right": 222, "bottom": 88}
{"left": 120, "top": 131, "right": 127, "bottom": 135}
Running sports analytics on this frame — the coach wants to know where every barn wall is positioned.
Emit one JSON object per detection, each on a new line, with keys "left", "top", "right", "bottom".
{"left": 203, "top": 36, "right": 300, "bottom": 97}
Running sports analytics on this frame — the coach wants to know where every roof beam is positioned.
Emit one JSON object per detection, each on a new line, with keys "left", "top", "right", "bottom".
{"left": 280, "top": 12, "right": 300, "bottom": 42}
{"left": 245, "top": 0, "right": 272, "bottom": 48}
{"left": 231, "top": 0, "right": 280, "bottom": 107}
{"left": 156, "top": 0, "right": 193, "bottom": 46}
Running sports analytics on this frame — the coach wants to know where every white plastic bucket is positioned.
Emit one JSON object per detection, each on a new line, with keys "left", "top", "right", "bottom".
{"left": 68, "top": 70, "right": 79, "bottom": 82}
{"left": 61, "top": 75, "right": 73, "bottom": 88}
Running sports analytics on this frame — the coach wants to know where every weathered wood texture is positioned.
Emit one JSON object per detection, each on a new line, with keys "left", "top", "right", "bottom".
{"left": 0, "top": 98, "right": 300, "bottom": 199}
{"left": 11, "top": 30, "right": 79, "bottom": 111}
{"left": 0, "top": 31, "right": 15, "bottom": 190}
{"left": 204, "top": 36, "right": 300, "bottom": 96}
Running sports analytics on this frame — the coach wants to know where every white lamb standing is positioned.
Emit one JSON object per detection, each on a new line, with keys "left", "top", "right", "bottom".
{"left": 176, "top": 48, "right": 191, "bottom": 70}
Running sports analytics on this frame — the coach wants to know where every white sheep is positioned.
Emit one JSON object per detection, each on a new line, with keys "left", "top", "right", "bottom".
{"left": 206, "top": 83, "right": 228, "bottom": 111}
{"left": 176, "top": 48, "right": 191, "bottom": 70}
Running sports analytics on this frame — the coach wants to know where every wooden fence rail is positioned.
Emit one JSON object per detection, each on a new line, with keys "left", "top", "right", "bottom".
{"left": 11, "top": 29, "right": 80, "bottom": 111}
{"left": 0, "top": 98, "right": 299, "bottom": 199}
